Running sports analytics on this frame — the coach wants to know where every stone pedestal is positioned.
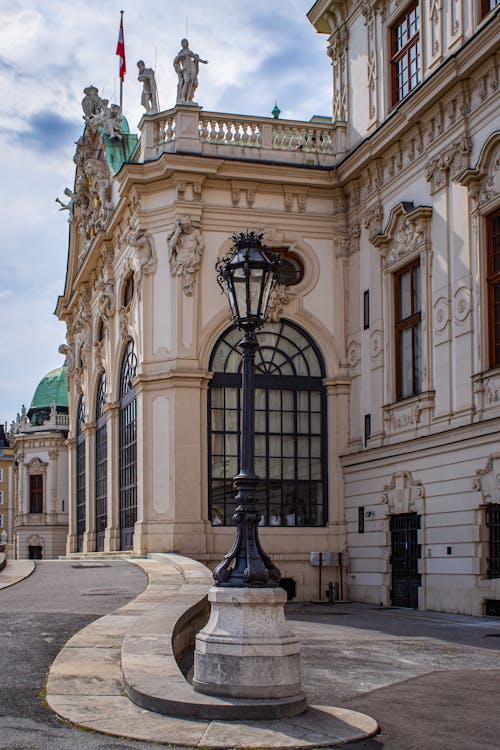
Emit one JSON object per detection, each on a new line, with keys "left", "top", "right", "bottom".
{"left": 193, "top": 586, "right": 306, "bottom": 714}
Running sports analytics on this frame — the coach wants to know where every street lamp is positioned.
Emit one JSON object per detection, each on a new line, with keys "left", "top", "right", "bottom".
{"left": 192, "top": 230, "right": 304, "bottom": 713}
{"left": 213, "top": 230, "right": 281, "bottom": 587}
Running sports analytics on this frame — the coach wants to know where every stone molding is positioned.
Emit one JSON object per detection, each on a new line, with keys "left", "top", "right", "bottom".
{"left": 424, "top": 135, "right": 473, "bottom": 193}
{"left": 383, "top": 391, "right": 435, "bottom": 434}
{"left": 472, "top": 452, "right": 500, "bottom": 504}
{"left": 380, "top": 470, "right": 425, "bottom": 515}
{"left": 370, "top": 203, "right": 433, "bottom": 270}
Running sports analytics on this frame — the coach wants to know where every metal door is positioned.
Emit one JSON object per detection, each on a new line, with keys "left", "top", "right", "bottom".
{"left": 390, "top": 512, "right": 420, "bottom": 608}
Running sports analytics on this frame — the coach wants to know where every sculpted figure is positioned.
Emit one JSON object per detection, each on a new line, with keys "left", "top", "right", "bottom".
{"left": 127, "top": 228, "right": 156, "bottom": 297}
{"left": 55, "top": 188, "right": 74, "bottom": 222}
{"left": 137, "top": 60, "right": 159, "bottom": 114}
{"left": 167, "top": 216, "right": 204, "bottom": 295}
{"left": 173, "top": 39, "right": 208, "bottom": 103}
{"left": 89, "top": 103, "right": 123, "bottom": 140}
{"left": 84, "top": 159, "right": 113, "bottom": 228}
{"left": 81, "top": 85, "right": 107, "bottom": 121}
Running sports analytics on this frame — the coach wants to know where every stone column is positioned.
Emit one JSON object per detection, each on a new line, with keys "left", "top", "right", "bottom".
{"left": 104, "top": 402, "right": 120, "bottom": 551}
{"left": 324, "top": 376, "right": 351, "bottom": 524}
{"left": 83, "top": 423, "right": 96, "bottom": 552}
{"left": 66, "top": 437, "right": 77, "bottom": 553}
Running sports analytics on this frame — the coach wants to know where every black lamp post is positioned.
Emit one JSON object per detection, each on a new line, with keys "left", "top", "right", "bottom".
{"left": 213, "top": 230, "right": 281, "bottom": 587}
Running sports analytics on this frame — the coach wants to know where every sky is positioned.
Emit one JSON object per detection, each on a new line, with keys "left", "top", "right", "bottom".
{"left": 0, "top": 0, "right": 332, "bottom": 426}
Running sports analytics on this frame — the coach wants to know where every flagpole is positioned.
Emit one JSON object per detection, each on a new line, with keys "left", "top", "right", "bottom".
{"left": 119, "top": 10, "right": 124, "bottom": 112}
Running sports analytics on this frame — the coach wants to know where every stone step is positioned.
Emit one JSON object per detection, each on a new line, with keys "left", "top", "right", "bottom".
{"left": 58, "top": 552, "right": 143, "bottom": 560}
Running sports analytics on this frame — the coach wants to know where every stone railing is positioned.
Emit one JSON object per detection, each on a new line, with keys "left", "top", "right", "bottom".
{"left": 138, "top": 104, "right": 345, "bottom": 166}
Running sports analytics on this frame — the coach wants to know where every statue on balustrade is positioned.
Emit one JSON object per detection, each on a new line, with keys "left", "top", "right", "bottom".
{"left": 173, "top": 38, "right": 208, "bottom": 103}
{"left": 137, "top": 60, "right": 159, "bottom": 114}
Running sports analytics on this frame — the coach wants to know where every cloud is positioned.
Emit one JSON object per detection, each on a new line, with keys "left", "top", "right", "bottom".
{"left": 17, "top": 111, "right": 81, "bottom": 153}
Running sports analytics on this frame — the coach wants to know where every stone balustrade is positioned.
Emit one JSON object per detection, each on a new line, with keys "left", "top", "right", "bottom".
{"left": 138, "top": 105, "right": 345, "bottom": 166}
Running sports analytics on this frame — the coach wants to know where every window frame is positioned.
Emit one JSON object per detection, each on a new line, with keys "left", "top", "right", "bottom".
{"left": 479, "top": 0, "right": 500, "bottom": 21}
{"left": 208, "top": 320, "right": 328, "bottom": 528}
{"left": 394, "top": 258, "right": 422, "bottom": 401}
{"left": 0, "top": 490, "right": 3, "bottom": 504}
{"left": 29, "top": 474, "right": 43, "bottom": 514}
{"left": 486, "top": 209, "right": 500, "bottom": 370}
{"left": 486, "top": 503, "right": 500, "bottom": 579}
{"left": 390, "top": 0, "right": 421, "bottom": 107}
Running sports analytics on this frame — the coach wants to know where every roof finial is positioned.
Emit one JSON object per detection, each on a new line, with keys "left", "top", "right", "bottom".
{"left": 272, "top": 100, "right": 281, "bottom": 119}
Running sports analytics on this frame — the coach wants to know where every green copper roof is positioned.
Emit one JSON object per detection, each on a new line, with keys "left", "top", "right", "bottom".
{"left": 28, "top": 363, "right": 68, "bottom": 418}
{"left": 101, "top": 117, "right": 138, "bottom": 174}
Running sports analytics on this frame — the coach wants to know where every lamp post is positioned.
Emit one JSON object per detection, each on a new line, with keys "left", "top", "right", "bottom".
{"left": 192, "top": 231, "right": 306, "bottom": 714}
{"left": 213, "top": 230, "right": 281, "bottom": 587}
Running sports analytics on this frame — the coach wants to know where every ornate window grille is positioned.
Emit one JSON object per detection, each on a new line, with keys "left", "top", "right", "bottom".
{"left": 119, "top": 340, "right": 137, "bottom": 550}
{"left": 486, "top": 504, "right": 500, "bottom": 579}
{"left": 95, "top": 371, "right": 107, "bottom": 552}
{"left": 76, "top": 397, "right": 86, "bottom": 552}
{"left": 208, "top": 320, "right": 328, "bottom": 527}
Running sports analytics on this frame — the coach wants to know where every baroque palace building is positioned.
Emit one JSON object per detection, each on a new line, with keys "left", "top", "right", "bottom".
{"left": 50, "top": 0, "right": 499, "bottom": 614}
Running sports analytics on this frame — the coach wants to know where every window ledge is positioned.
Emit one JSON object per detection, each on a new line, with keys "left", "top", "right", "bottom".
{"left": 383, "top": 391, "right": 435, "bottom": 436}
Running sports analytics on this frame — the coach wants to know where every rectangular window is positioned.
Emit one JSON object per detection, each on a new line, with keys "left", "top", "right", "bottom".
{"left": 358, "top": 506, "right": 365, "bottom": 534}
{"left": 0, "top": 490, "right": 3, "bottom": 504}
{"left": 364, "top": 414, "right": 371, "bottom": 446}
{"left": 363, "top": 290, "right": 370, "bottom": 329}
{"left": 0, "top": 514, "right": 3, "bottom": 528}
{"left": 487, "top": 210, "right": 500, "bottom": 369}
{"left": 486, "top": 504, "right": 500, "bottom": 579}
{"left": 0, "top": 468, "right": 3, "bottom": 482}
{"left": 391, "top": 2, "right": 421, "bottom": 106}
{"left": 29, "top": 474, "right": 43, "bottom": 514}
{"left": 480, "top": 0, "right": 500, "bottom": 20}
{"left": 395, "top": 259, "right": 422, "bottom": 400}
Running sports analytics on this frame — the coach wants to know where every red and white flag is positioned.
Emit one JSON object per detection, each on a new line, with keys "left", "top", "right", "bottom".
{"left": 116, "top": 13, "right": 126, "bottom": 81}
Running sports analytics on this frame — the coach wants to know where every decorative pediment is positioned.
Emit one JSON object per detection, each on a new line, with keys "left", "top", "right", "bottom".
{"left": 370, "top": 202, "right": 432, "bottom": 269}
{"left": 456, "top": 131, "right": 500, "bottom": 211}
{"left": 472, "top": 453, "right": 500, "bottom": 504}
{"left": 380, "top": 470, "right": 425, "bottom": 515}
{"left": 26, "top": 457, "right": 47, "bottom": 474}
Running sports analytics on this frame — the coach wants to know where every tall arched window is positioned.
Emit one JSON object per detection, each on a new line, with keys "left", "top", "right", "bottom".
{"left": 208, "top": 320, "right": 328, "bottom": 527}
{"left": 119, "top": 339, "right": 137, "bottom": 550}
{"left": 76, "top": 397, "right": 86, "bottom": 552}
{"left": 95, "top": 371, "right": 107, "bottom": 552}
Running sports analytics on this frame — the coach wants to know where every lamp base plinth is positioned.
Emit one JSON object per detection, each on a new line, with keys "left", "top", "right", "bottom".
{"left": 193, "top": 586, "right": 306, "bottom": 714}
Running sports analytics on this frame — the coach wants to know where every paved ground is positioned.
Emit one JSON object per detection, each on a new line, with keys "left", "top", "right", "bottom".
{"left": 1, "top": 560, "right": 500, "bottom": 749}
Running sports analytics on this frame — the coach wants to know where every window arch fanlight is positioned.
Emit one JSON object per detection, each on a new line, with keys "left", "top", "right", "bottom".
{"left": 76, "top": 397, "right": 86, "bottom": 553}
{"left": 119, "top": 339, "right": 137, "bottom": 550}
{"left": 208, "top": 319, "right": 328, "bottom": 528}
{"left": 95, "top": 371, "right": 107, "bottom": 552}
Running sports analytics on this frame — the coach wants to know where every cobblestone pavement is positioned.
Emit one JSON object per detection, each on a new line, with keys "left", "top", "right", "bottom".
{"left": 1, "top": 562, "right": 499, "bottom": 749}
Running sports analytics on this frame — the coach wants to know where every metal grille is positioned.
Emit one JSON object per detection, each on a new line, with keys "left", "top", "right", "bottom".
{"left": 486, "top": 504, "right": 500, "bottom": 579}
{"left": 95, "top": 372, "right": 107, "bottom": 552}
{"left": 119, "top": 341, "right": 137, "bottom": 550}
{"left": 390, "top": 512, "right": 420, "bottom": 608}
{"left": 208, "top": 320, "right": 327, "bottom": 527}
{"left": 76, "top": 398, "right": 86, "bottom": 552}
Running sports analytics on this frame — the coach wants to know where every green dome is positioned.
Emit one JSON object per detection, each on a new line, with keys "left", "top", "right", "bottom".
{"left": 28, "top": 363, "right": 68, "bottom": 423}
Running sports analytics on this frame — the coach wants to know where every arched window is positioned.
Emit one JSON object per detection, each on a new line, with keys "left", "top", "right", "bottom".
{"left": 208, "top": 320, "right": 328, "bottom": 527}
{"left": 76, "top": 397, "right": 86, "bottom": 552}
{"left": 95, "top": 371, "right": 107, "bottom": 552}
{"left": 119, "top": 339, "right": 137, "bottom": 550}
{"left": 123, "top": 274, "right": 134, "bottom": 307}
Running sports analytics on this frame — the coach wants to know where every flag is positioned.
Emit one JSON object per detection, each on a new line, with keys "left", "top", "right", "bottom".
{"left": 116, "top": 13, "right": 126, "bottom": 81}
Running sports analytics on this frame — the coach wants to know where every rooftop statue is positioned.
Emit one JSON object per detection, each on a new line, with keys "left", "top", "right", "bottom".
{"left": 173, "top": 38, "right": 208, "bottom": 103}
{"left": 89, "top": 103, "right": 124, "bottom": 140}
{"left": 81, "top": 85, "right": 107, "bottom": 121}
{"left": 55, "top": 188, "right": 74, "bottom": 222}
{"left": 137, "top": 60, "right": 159, "bottom": 114}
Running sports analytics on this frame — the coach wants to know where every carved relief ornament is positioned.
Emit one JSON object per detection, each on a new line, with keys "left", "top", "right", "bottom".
{"left": 424, "top": 136, "right": 473, "bottom": 194}
{"left": 456, "top": 132, "right": 500, "bottom": 212}
{"left": 369, "top": 202, "right": 433, "bottom": 270}
{"left": 472, "top": 453, "right": 500, "bottom": 504}
{"left": 380, "top": 470, "right": 425, "bottom": 515}
{"left": 167, "top": 216, "right": 204, "bottom": 296}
